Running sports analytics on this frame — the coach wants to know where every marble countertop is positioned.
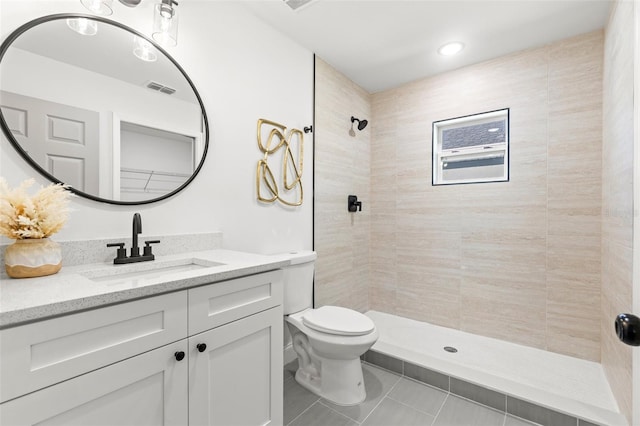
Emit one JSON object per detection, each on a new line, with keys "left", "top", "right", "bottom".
{"left": 0, "top": 249, "right": 290, "bottom": 329}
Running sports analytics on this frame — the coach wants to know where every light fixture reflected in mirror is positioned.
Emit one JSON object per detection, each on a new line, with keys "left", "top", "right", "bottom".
{"left": 133, "top": 36, "right": 158, "bottom": 62}
{"left": 80, "top": 0, "right": 114, "bottom": 16}
{"left": 80, "top": 0, "right": 180, "bottom": 47}
{"left": 152, "top": 0, "right": 179, "bottom": 47}
{"left": 438, "top": 41, "right": 464, "bottom": 56}
{"left": 67, "top": 18, "right": 98, "bottom": 35}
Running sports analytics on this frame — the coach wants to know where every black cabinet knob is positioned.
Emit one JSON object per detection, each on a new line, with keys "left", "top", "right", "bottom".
{"left": 197, "top": 343, "right": 207, "bottom": 353}
{"left": 174, "top": 351, "right": 185, "bottom": 361}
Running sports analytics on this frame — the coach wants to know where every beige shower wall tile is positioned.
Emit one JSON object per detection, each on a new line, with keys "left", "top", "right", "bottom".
{"left": 546, "top": 279, "right": 600, "bottom": 361}
{"left": 548, "top": 31, "right": 604, "bottom": 114}
{"left": 396, "top": 269, "right": 461, "bottom": 329}
{"left": 314, "top": 57, "right": 371, "bottom": 313}
{"left": 548, "top": 184, "right": 601, "bottom": 217}
{"left": 547, "top": 212, "right": 600, "bottom": 237}
{"left": 547, "top": 234, "right": 601, "bottom": 278}
{"left": 601, "top": 269, "right": 632, "bottom": 419}
{"left": 459, "top": 208, "right": 547, "bottom": 240}
{"left": 370, "top": 269, "right": 397, "bottom": 314}
{"left": 460, "top": 272, "right": 547, "bottom": 349}
{"left": 600, "top": 2, "right": 632, "bottom": 419}
{"left": 602, "top": 241, "right": 633, "bottom": 315}
{"left": 461, "top": 233, "right": 547, "bottom": 277}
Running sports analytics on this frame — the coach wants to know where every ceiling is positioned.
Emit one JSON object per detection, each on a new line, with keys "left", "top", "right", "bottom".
{"left": 10, "top": 17, "right": 197, "bottom": 103}
{"left": 241, "top": 0, "right": 612, "bottom": 93}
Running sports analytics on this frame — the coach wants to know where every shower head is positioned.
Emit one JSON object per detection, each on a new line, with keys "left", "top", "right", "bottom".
{"left": 351, "top": 116, "right": 368, "bottom": 131}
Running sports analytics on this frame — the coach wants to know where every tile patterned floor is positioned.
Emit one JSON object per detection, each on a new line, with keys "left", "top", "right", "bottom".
{"left": 284, "top": 361, "right": 540, "bottom": 426}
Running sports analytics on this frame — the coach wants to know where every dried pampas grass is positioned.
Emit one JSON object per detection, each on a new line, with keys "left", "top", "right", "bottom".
{"left": 0, "top": 178, "right": 71, "bottom": 240}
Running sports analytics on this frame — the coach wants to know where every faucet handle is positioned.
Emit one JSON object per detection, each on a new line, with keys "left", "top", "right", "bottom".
{"left": 143, "top": 240, "right": 160, "bottom": 258}
{"left": 107, "top": 242, "right": 127, "bottom": 262}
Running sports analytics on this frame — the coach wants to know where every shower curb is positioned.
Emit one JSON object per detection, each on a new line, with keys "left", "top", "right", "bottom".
{"left": 362, "top": 349, "right": 614, "bottom": 426}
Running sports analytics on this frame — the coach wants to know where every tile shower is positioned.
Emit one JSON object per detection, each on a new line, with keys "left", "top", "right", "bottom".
{"left": 312, "top": 1, "right": 635, "bottom": 423}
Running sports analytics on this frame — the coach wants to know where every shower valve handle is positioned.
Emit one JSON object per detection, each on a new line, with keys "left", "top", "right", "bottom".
{"left": 348, "top": 195, "right": 362, "bottom": 212}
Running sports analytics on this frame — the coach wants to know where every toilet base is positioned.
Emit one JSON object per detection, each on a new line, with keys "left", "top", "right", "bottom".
{"left": 294, "top": 356, "right": 366, "bottom": 406}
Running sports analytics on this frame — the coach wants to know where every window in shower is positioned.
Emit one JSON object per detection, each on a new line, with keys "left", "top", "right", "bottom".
{"left": 432, "top": 108, "right": 509, "bottom": 185}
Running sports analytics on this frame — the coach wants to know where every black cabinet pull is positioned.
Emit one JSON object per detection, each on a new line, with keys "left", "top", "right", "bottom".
{"left": 174, "top": 351, "right": 185, "bottom": 361}
{"left": 197, "top": 343, "right": 207, "bottom": 353}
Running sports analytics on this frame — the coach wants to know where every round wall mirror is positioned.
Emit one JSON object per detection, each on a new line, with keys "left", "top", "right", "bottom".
{"left": 0, "top": 14, "right": 209, "bottom": 204}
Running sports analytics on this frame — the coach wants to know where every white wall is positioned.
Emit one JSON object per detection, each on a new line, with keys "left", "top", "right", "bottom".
{"left": 0, "top": 0, "right": 314, "bottom": 254}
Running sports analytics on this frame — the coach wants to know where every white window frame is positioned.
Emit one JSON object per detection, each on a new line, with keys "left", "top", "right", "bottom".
{"left": 432, "top": 108, "right": 510, "bottom": 185}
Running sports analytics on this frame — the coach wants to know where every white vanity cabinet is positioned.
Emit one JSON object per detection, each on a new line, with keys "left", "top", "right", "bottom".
{"left": 187, "top": 270, "right": 284, "bottom": 426}
{"left": 0, "top": 270, "right": 284, "bottom": 426}
{"left": 0, "top": 340, "right": 190, "bottom": 425}
{"left": 189, "top": 307, "right": 282, "bottom": 426}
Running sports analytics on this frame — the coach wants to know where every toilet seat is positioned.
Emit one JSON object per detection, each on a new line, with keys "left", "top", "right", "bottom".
{"left": 302, "top": 306, "right": 375, "bottom": 336}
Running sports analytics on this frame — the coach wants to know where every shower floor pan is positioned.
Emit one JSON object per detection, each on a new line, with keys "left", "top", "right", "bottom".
{"left": 365, "top": 310, "right": 626, "bottom": 426}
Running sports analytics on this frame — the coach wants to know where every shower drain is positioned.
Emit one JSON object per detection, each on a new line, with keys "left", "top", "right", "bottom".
{"left": 443, "top": 346, "right": 458, "bottom": 353}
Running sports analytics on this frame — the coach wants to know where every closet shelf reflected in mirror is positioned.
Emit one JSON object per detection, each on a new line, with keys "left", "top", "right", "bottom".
{"left": 120, "top": 168, "right": 191, "bottom": 198}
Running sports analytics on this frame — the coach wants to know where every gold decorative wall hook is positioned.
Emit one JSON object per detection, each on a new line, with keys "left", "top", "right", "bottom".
{"left": 256, "top": 118, "right": 304, "bottom": 207}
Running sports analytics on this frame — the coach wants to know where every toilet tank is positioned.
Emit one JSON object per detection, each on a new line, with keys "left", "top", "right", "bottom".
{"left": 281, "top": 251, "right": 317, "bottom": 315}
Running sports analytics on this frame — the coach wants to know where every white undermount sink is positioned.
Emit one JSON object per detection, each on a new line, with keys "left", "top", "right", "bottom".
{"left": 81, "top": 258, "right": 226, "bottom": 284}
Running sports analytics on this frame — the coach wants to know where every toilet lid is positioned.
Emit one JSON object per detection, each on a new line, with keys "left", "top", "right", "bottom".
{"left": 302, "top": 306, "right": 375, "bottom": 336}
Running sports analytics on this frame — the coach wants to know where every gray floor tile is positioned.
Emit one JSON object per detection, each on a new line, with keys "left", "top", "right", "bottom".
{"left": 321, "top": 363, "right": 402, "bottom": 422}
{"left": 577, "top": 420, "right": 600, "bottom": 426}
{"left": 433, "top": 395, "right": 505, "bottom": 426}
{"left": 450, "top": 377, "right": 506, "bottom": 411}
{"left": 285, "top": 359, "right": 299, "bottom": 383}
{"left": 363, "top": 350, "right": 404, "bottom": 375}
{"left": 404, "top": 361, "right": 450, "bottom": 391}
{"left": 504, "top": 415, "right": 542, "bottom": 426}
{"left": 362, "top": 397, "right": 436, "bottom": 426}
{"left": 289, "top": 401, "right": 358, "bottom": 426}
{"left": 506, "top": 396, "right": 576, "bottom": 426}
{"left": 284, "top": 376, "right": 320, "bottom": 425}
{"left": 388, "top": 377, "right": 447, "bottom": 416}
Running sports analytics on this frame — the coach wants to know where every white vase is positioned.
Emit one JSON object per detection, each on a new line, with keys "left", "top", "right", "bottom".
{"left": 4, "top": 238, "right": 62, "bottom": 278}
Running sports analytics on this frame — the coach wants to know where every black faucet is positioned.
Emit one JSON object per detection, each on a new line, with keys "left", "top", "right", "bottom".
{"left": 106, "top": 213, "right": 160, "bottom": 264}
{"left": 131, "top": 212, "right": 142, "bottom": 257}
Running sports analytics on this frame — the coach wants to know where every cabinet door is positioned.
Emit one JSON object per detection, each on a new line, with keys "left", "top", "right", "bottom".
{"left": 0, "top": 340, "right": 188, "bottom": 426}
{"left": 189, "top": 306, "right": 283, "bottom": 426}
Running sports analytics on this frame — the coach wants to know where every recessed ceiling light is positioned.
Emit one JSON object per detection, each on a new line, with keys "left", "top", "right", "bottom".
{"left": 488, "top": 128, "right": 499, "bottom": 132}
{"left": 438, "top": 41, "right": 464, "bottom": 56}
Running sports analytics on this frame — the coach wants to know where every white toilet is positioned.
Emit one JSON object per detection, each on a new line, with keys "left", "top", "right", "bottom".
{"left": 282, "top": 251, "right": 378, "bottom": 406}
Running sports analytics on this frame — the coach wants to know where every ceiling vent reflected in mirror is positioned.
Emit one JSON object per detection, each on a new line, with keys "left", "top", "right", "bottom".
{"left": 283, "top": 0, "right": 316, "bottom": 11}
{"left": 145, "top": 80, "right": 176, "bottom": 95}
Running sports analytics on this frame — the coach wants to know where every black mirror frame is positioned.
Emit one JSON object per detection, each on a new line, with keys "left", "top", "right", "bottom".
{"left": 0, "top": 13, "right": 210, "bottom": 205}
